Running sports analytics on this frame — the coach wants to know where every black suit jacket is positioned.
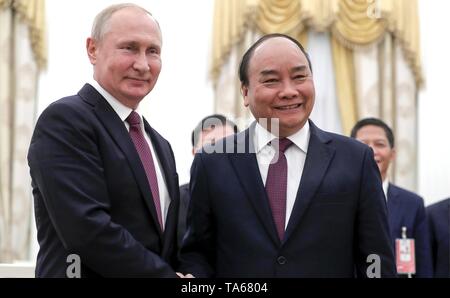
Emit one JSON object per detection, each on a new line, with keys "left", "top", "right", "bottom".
{"left": 427, "top": 198, "right": 450, "bottom": 277}
{"left": 179, "top": 121, "right": 396, "bottom": 277}
{"left": 177, "top": 183, "right": 190, "bottom": 250}
{"left": 28, "top": 84, "right": 179, "bottom": 277}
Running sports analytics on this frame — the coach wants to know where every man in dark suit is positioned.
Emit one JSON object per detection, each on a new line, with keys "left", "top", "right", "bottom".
{"left": 179, "top": 34, "right": 396, "bottom": 278}
{"left": 351, "top": 118, "right": 433, "bottom": 277}
{"left": 427, "top": 198, "right": 450, "bottom": 277}
{"left": 28, "top": 4, "right": 179, "bottom": 277}
{"left": 178, "top": 114, "right": 238, "bottom": 250}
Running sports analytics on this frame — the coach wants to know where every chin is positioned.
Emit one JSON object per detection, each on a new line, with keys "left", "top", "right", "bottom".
{"left": 282, "top": 118, "right": 306, "bottom": 128}
{"left": 126, "top": 90, "right": 150, "bottom": 99}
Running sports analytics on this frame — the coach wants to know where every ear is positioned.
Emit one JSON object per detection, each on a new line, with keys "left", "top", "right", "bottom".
{"left": 390, "top": 147, "right": 396, "bottom": 162}
{"left": 241, "top": 84, "right": 249, "bottom": 107}
{"left": 86, "top": 37, "right": 98, "bottom": 65}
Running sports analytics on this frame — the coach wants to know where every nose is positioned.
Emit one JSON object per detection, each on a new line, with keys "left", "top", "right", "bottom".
{"left": 279, "top": 81, "right": 298, "bottom": 99}
{"left": 133, "top": 52, "right": 150, "bottom": 73}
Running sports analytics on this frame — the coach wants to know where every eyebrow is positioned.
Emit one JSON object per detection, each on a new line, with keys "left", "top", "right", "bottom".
{"left": 359, "top": 137, "right": 388, "bottom": 143}
{"left": 260, "top": 69, "right": 278, "bottom": 77}
{"left": 118, "top": 40, "right": 161, "bottom": 49}
{"left": 259, "top": 65, "right": 308, "bottom": 77}
{"left": 291, "top": 65, "right": 308, "bottom": 73}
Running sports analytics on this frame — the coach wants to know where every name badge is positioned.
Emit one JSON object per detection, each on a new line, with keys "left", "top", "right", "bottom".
{"left": 395, "top": 238, "right": 416, "bottom": 275}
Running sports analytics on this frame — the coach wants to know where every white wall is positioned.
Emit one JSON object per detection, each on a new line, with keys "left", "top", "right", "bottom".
{"left": 418, "top": 0, "right": 450, "bottom": 205}
{"left": 38, "top": 0, "right": 450, "bottom": 205}
{"left": 38, "top": 0, "right": 214, "bottom": 185}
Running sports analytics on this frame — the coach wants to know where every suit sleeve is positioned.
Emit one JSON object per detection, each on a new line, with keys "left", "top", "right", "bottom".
{"left": 28, "top": 102, "right": 176, "bottom": 277}
{"left": 426, "top": 207, "right": 439, "bottom": 276}
{"left": 177, "top": 184, "right": 190, "bottom": 250}
{"left": 355, "top": 147, "right": 397, "bottom": 277}
{"left": 178, "top": 153, "right": 215, "bottom": 277}
{"left": 413, "top": 199, "right": 433, "bottom": 277}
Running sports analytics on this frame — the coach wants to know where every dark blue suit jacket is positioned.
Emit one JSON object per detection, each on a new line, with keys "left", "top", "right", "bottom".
{"left": 177, "top": 183, "right": 190, "bottom": 250}
{"left": 387, "top": 184, "right": 433, "bottom": 277}
{"left": 28, "top": 84, "right": 179, "bottom": 277}
{"left": 179, "top": 121, "right": 396, "bottom": 277}
{"left": 427, "top": 198, "right": 450, "bottom": 277}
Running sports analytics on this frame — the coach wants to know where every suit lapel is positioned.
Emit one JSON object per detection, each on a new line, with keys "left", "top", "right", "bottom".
{"left": 143, "top": 119, "right": 179, "bottom": 253}
{"left": 284, "top": 121, "right": 335, "bottom": 242}
{"left": 387, "top": 184, "right": 403, "bottom": 238}
{"left": 228, "top": 126, "right": 281, "bottom": 246}
{"left": 144, "top": 120, "right": 177, "bottom": 208}
{"left": 80, "top": 84, "right": 164, "bottom": 239}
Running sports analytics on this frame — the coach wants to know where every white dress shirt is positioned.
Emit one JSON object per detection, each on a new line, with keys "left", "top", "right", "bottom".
{"left": 253, "top": 121, "right": 310, "bottom": 229}
{"left": 90, "top": 80, "right": 170, "bottom": 229}
{"left": 382, "top": 178, "right": 389, "bottom": 202}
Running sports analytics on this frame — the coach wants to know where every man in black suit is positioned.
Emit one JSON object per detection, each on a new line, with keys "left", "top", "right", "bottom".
{"left": 179, "top": 34, "right": 396, "bottom": 277}
{"left": 28, "top": 3, "right": 180, "bottom": 277}
{"left": 178, "top": 114, "right": 238, "bottom": 250}
{"left": 427, "top": 198, "right": 450, "bottom": 277}
{"left": 351, "top": 118, "right": 433, "bottom": 277}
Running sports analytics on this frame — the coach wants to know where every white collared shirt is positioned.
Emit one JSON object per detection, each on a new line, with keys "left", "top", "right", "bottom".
{"left": 89, "top": 80, "right": 170, "bottom": 229}
{"left": 253, "top": 121, "right": 310, "bottom": 229}
{"left": 382, "top": 178, "right": 389, "bottom": 202}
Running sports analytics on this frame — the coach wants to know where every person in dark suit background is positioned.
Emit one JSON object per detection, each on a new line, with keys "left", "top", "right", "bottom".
{"left": 427, "top": 198, "right": 450, "bottom": 277}
{"left": 179, "top": 33, "right": 396, "bottom": 278}
{"left": 177, "top": 114, "right": 238, "bottom": 250}
{"left": 351, "top": 118, "right": 433, "bottom": 277}
{"left": 28, "top": 3, "right": 180, "bottom": 277}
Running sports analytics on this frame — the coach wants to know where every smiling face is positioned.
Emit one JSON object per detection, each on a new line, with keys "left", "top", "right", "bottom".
{"left": 355, "top": 124, "right": 396, "bottom": 181}
{"left": 86, "top": 7, "right": 162, "bottom": 109}
{"left": 241, "top": 37, "right": 315, "bottom": 137}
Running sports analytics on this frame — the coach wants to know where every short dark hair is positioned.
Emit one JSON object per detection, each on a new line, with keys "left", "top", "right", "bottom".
{"left": 350, "top": 117, "right": 395, "bottom": 148}
{"left": 238, "top": 33, "right": 313, "bottom": 86}
{"left": 191, "top": 114, "right": 239, "bottom": 147}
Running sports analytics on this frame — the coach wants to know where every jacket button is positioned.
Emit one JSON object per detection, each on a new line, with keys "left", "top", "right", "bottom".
{"left": 277, "top": 256, "right": 287, "bottom": 265}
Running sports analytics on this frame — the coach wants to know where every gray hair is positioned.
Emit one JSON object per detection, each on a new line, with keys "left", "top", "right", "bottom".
{"left": 91, "top": 3, "right": 154, "bottom": 42}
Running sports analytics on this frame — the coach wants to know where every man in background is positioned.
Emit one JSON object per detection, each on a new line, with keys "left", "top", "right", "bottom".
{"left": 178, "top": 114, "right": 238, "bottom": 249}
{"left": 351, "top": 117, "right": 433, "bottom": 277}
{"left": 28, "top": 3, "right": 180, "bottom": 277}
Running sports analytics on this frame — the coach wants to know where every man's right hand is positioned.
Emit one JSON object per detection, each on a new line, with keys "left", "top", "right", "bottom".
{"left": 176, "top": 272, "right": 195, "bottom": 278}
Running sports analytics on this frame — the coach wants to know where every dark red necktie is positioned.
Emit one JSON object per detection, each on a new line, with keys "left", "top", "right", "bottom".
{"left": 126, "top": 111, "right": 163, "bottom": 230}
{"left": 265, "top": 138, "right": 293, "bottom": 240}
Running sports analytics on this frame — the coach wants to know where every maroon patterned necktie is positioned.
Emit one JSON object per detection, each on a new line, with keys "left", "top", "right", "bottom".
{"left": 265, "top": 138, "right": 293, "bottom": 240}
{"left": 126, "top": 111, "right": 163, "bottom": 230}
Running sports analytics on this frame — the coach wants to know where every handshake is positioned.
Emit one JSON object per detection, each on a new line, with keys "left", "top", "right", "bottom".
{"left": 176, "top": 272, "right": 195, "bottom": 278}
